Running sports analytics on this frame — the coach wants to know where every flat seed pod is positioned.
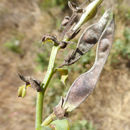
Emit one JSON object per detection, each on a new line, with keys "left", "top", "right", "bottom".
{"left": 61, "top": 9, "right": 112, "bottom": 67}
{"left": 62, "top": 16, "right": 115, "bottom": 112}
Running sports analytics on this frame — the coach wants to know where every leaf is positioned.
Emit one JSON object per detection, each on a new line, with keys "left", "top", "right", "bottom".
{"left": 56, "top": 68, "right": 68, "bottom": 85}
{"left": 61, "top": 75, "right": 68, "bottom": 86}
{"left": 41, "top": 126, "right": 52, "bottom": 130}
{"left": 50, "top": 119, "right": 70, "bottom": 130}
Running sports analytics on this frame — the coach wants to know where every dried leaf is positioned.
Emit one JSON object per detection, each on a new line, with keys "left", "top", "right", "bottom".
{"left": 18, "top": 74, "right": 42, "bottom": 92}
{"left": 42, "top": 35, "right": 60, "bottom": 45}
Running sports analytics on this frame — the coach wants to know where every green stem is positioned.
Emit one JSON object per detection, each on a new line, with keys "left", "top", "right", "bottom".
{"left": 41, "top": 113, "right": 56, "bottom": 126}
{"left": 42, "top": 46, "right": 60, "bottom": 92}
{"left": 36, "top": 92, "right": 44, "bottom": 130}
{"left": 35, "top": 45, "right": 60, "bottom": 130}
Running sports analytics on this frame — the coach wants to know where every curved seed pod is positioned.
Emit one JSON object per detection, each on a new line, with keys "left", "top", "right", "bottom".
{"left": 63, "top": 0, "right": 103, "bottom": 41}
{"left": 62, "top": 16, "right": 115, "bottom": 112}
{"left": 61, "top": 9, "right": 112, "bottom": 67}
{"left": 72, "top": 0, "right": 103, "bottom": 31}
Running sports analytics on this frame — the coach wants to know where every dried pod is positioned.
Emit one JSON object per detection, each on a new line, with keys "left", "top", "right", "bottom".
{"left": 58, "top": 15, "right": 115, "bottom": 113}
{"left": 61, "top": 9, "right": 112, "bottom": 66}
{"left": 60, "top": 1, "right": 81, "bottom": 40}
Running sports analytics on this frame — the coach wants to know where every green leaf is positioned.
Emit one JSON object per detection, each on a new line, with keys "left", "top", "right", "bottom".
{"left": 50, "top": 119, "right": 70, "bottom": 130}
{"left": 41, "top": 126, "right": 52, "bottom": 130}
{"left": 56, "top": 68, "right": 68, "bottom": 85}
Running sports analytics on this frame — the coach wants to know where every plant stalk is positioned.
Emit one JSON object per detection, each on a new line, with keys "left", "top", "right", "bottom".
{"left": 35, "top": 45, "right": 60, "bottom": 130}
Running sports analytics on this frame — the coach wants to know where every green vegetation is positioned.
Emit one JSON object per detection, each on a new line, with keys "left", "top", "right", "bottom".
{"left": 4, "top": 39, "right": 23, "bottom": 54}
{"left": 36, "top": 52, "right": 49, "bottom": 71}
{"left": 40, "top": 0, "right": 68, "bottom": 9}
{"left": 36, "top": 43, "right": 52, "bottom": 71}
{"left": 110, "top": 27, "right": 130, "bottom": 64}
{"left": 117, "top": 3, "right": 130, "bottom": 22}
{"left": 71, "top": 120, "right": 95, "bottom": 130}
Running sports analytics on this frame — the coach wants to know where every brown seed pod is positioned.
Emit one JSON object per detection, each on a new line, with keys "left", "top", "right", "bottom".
{"left": 61, "top": 16, "right": 115, "bottom": 113}
{"left": 61, "top": 9, "right": 112, "bottom": 67}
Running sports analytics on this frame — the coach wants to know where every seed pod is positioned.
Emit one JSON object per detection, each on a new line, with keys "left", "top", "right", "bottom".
{"left": 53, "top": 15, "right": 115, "bottom": 117}
{"left": 61, "top": 9, "right": 112, "bottom": 67}
{"left": 62, "top": 16, "right": 115, "bottom": 112}
{"left": 72, "top": 0, "right": 103, "bottom": 31}
{"left": 63, "top": 0, "right": 103, "bottom": 41}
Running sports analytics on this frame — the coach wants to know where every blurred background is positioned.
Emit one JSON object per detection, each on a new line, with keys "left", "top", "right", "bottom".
{"left": 0, "top": 0, "right": 130, "bottom": 130}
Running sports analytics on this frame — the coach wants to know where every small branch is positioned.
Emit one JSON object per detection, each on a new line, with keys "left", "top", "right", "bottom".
{"left": 36, "top": 92, "right": 44, "bottom": 130}
{"left": 41, "top": 113, "right": 56, "bottom": 126}
{"left": 42, "top": 46, "right": 60, "bottom": 92}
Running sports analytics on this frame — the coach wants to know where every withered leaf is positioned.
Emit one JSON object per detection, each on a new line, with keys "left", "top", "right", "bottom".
{"left": 60, "top": 1, "right": 81, "bottom": 40}
{"left": 53, "top": 97, "right": 65, "bottom": 119}
{"left": 18, "top": 74, "right": 42, "bottom": 92}
{"left": 42, "top": 35, "right": 60, "bottom": 46}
